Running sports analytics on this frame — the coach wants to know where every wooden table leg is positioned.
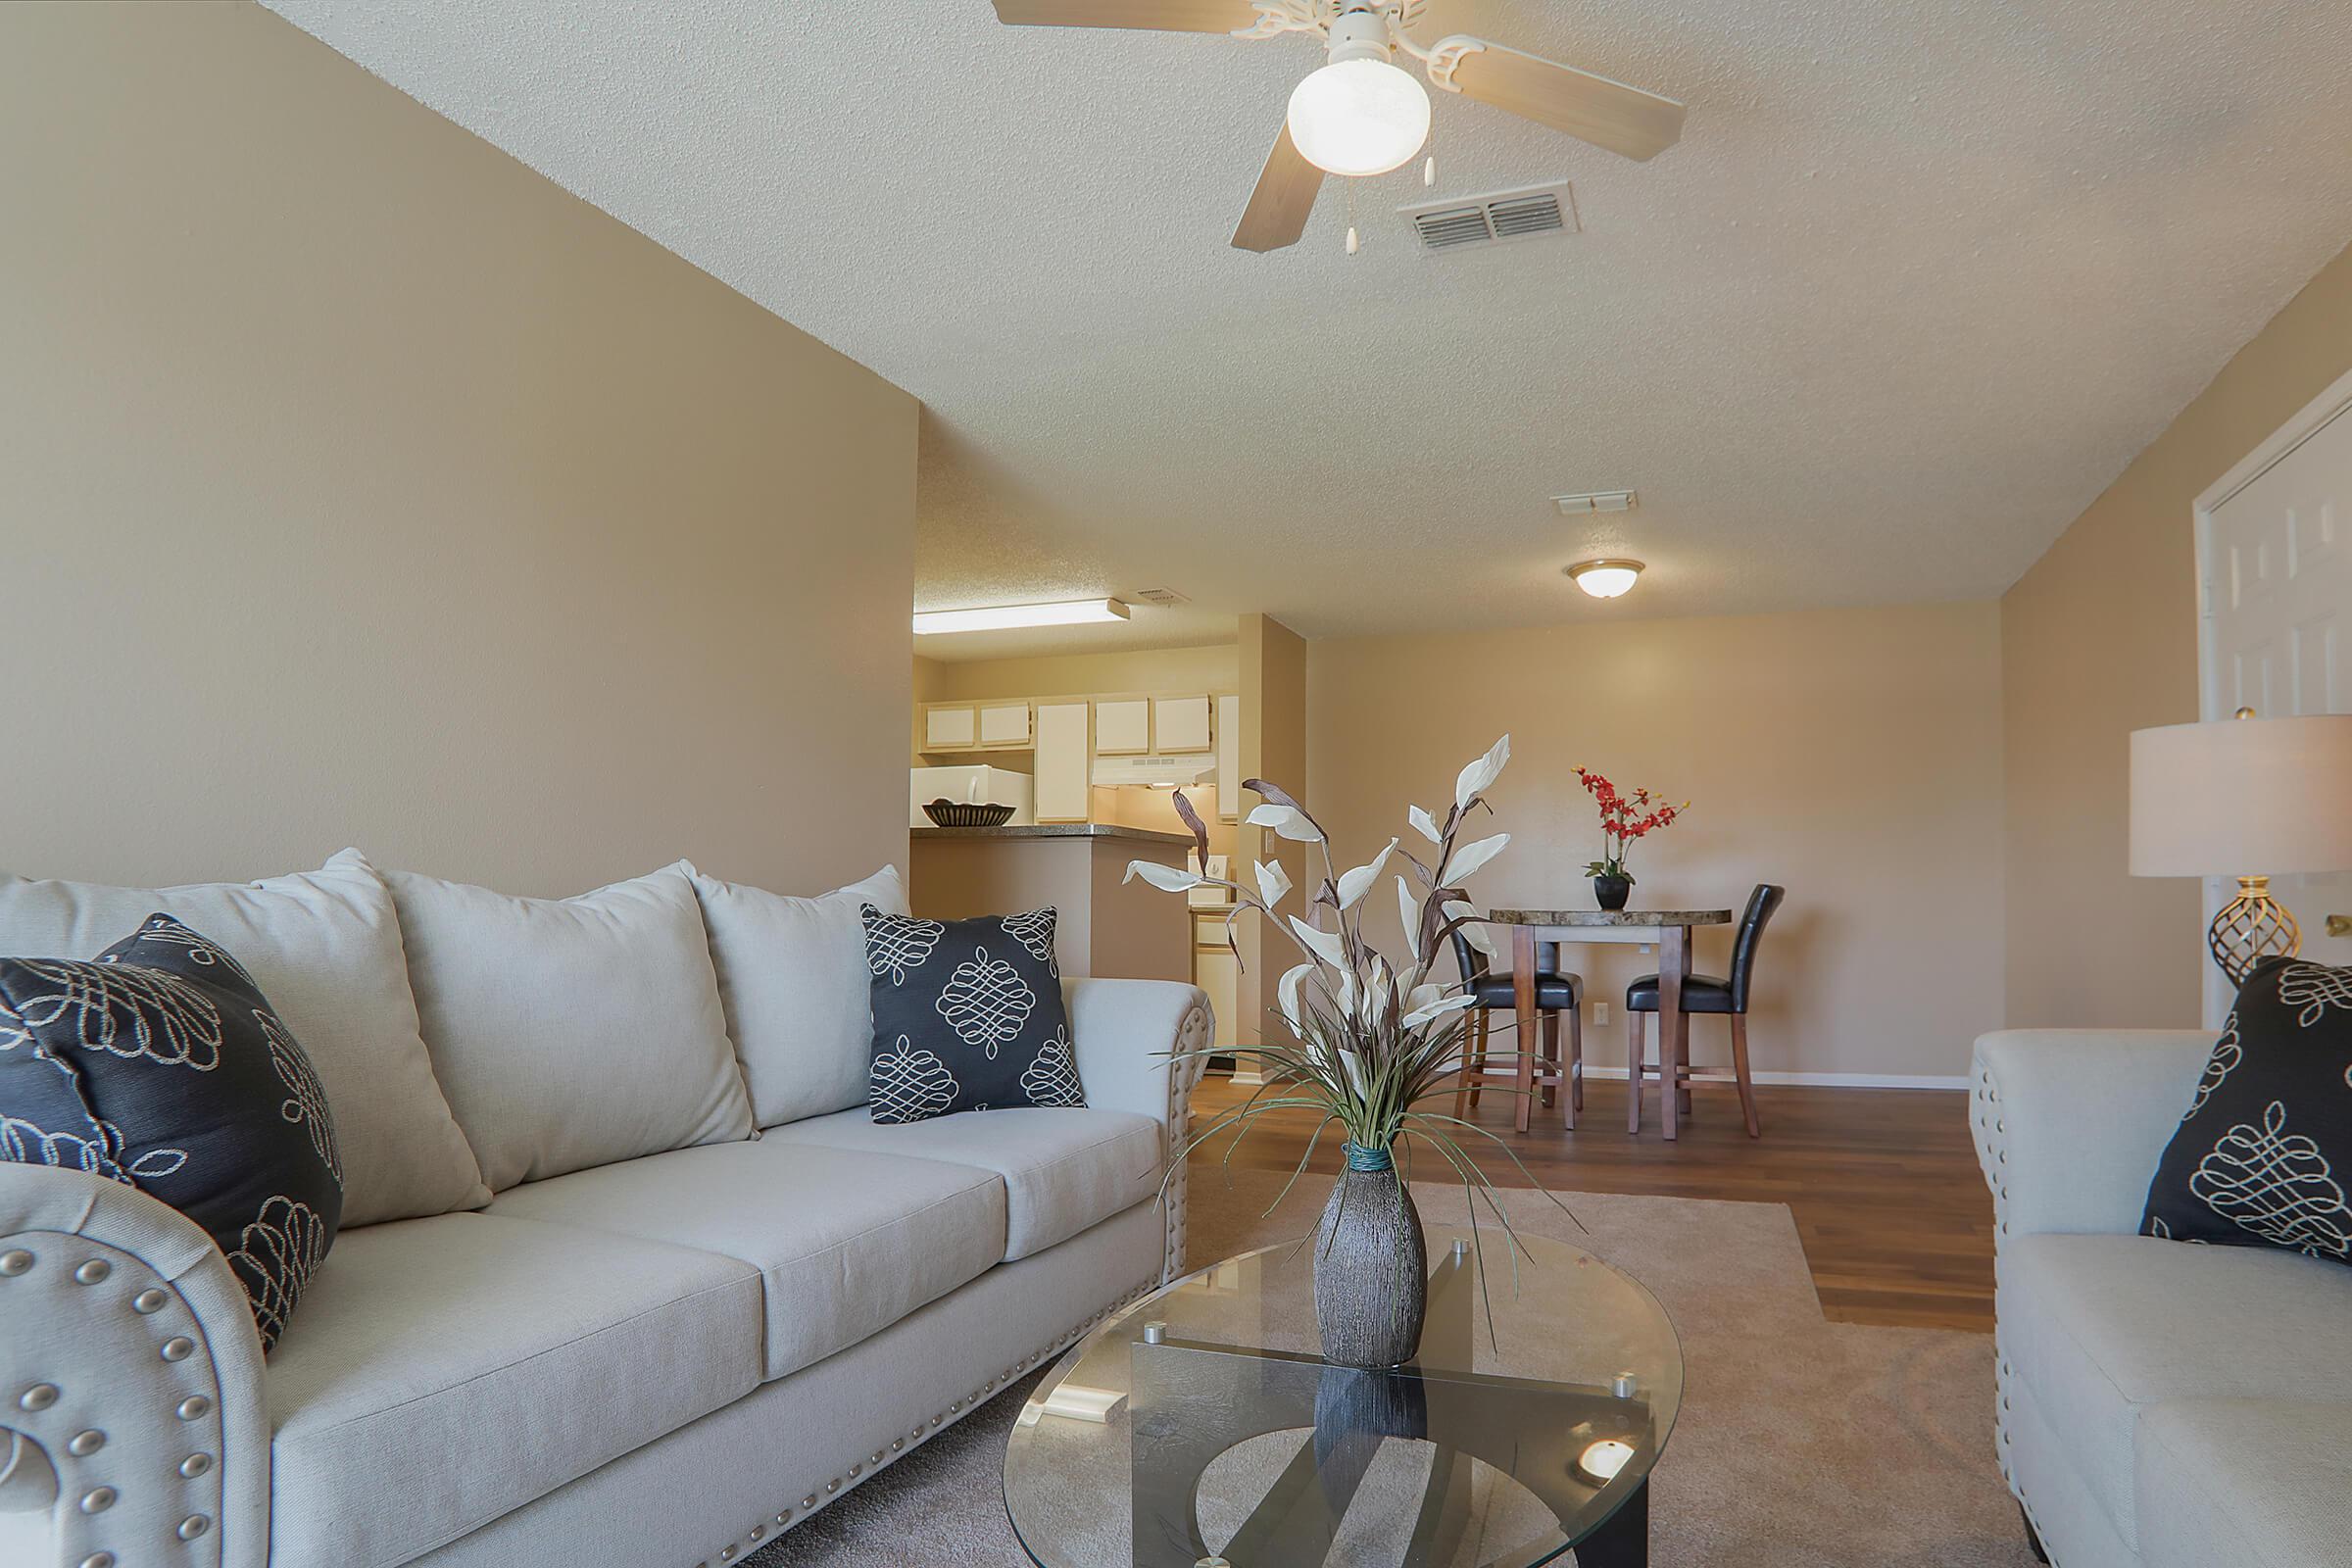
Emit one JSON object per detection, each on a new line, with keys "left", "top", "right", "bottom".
{"left": 1511, "top": 924, "right": 1537, "bottom": 1134}
{"left": 1626, "top": 1003, "right": 1643, "bottom": 1134}
{"left": 1660, "top": 924, "right": 1687, "bottom": 1143}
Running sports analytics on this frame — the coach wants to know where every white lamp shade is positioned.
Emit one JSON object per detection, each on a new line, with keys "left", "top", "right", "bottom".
{"left": 2129, "top": 714, "right": 2352, "bottom": 876}
{"left": 1285, "top": 58, "right": 1431, "bottom": 177}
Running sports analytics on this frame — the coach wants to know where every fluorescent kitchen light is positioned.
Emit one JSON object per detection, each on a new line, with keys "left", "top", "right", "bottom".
{"left": 913, "top": 599, "right": 1130, "bottom": 635}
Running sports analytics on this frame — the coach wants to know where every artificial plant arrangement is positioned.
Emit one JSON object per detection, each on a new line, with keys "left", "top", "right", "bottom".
{"left": 1123, "top": 735, "right": 1569, "bottom": 1367}
{"left": 1575, "top": 766, "right": 1689, "bottom": 911}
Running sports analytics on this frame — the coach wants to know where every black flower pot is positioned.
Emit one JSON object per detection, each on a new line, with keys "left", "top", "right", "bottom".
{"left": 1592, "top": 874, "right": 1632, "bottom": 911}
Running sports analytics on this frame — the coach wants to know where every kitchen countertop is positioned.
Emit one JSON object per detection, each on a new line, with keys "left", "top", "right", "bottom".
{"left": 910, "top": 824, "right": 1194, "bottom": 846}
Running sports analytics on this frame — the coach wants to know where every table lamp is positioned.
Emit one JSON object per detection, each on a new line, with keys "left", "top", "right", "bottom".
{"left": 2130, "top": 710, "right": 2352, "bottom": 985}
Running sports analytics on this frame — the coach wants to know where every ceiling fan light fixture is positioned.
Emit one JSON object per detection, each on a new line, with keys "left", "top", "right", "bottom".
{"left": 1566, "top": 559, "right": 1644, "bottom": 600}
{"left": 1286, "top": 57, "right": 1431, "bottom": 177}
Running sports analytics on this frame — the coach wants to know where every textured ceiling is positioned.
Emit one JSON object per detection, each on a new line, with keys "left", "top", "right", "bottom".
{"left": 268, "top": 0, "right": 2352, "bottom": 660}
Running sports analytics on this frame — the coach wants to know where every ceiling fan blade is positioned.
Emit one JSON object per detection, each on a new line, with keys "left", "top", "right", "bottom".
{"left": 1436, "top": 36, "right": 1686, "bottom": 162}
{"left": 991, "top": 0, "right": 1261, "bottom": 31}
{"left": 1231, "top": 122, "right": 1324, "bottom": 253}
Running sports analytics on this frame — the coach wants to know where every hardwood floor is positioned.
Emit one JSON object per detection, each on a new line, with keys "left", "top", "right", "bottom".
{"left": 1187, "top": 1072, "right": 1995, "bottom": 1333}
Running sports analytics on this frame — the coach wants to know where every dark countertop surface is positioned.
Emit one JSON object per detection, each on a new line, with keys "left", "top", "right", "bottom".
{"left": 910, "top": 824, "right": 1193, "bottom": 846}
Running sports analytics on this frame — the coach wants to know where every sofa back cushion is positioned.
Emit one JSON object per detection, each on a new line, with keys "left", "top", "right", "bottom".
{"left": 387, "top": 861, "right": 752, "bottom": 1189}
{"left": 689, "top": 863, "right": 906, "bottom": 1127}
{"left": 0, "top": 850, "right": 489, "bottom": 1226}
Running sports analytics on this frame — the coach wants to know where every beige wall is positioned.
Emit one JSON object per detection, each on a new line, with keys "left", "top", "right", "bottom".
{"left": 1308, "top": 603, "right": 2005, "bottom": 1081}
{"left": 914, "top": 645, "right": 1241, "bottom": 703}
{"left": 2001, "top": 240, "right": 2352, "bottom": 1027}
{"left": 1234, "top": 615, "right": 1309, "bottom": 1050}
{"left": 1, "top": 4, "right": 916, "bottom": 899}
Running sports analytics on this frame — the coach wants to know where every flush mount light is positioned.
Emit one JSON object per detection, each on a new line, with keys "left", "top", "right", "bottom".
{"left": 1566, "top": 560, "right": 1644, "bottom": 600}
{"left": 1553, "top": 490, "right": 1637, "bottom": 516}
{"left": 912, "top": 599, "right": 1130, "bottom": 635}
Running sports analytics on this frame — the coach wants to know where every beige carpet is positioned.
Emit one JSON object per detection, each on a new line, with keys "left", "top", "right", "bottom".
{"left": 746, "top": 1172, "right": 2033, "bottom": 1566}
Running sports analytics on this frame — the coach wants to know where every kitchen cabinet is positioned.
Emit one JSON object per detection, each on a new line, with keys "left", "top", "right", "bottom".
{"left": 976, "top": 700, "right": 1033, "bottom": 750}
{"left": 1033, "top": 701, "right": 1092, "bottom": 823}
{"left": 1215, "top": 693, "right": 1241, "bottom": 822}
{"left": 1094, "top": 697, "right": 1152, "bottom": 756}
{"left": 1194, "top": 912, "right": 1239, "bottom": 1051}
{"left": 1152, "top": 695, "right": 1212, "bottom": 753}
{"left": 922, "top": 703, "right": 978, "bottom": 752}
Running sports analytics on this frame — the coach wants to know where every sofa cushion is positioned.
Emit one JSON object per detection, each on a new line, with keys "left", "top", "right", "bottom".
{"left": 765, "top": 1105, "right": 1160, "bottom": 1260}
{"left": 486, "top": 1138, "right": 1007, "bottom": 1380}
{"left": 689, "top": 862, "right": 907, "bottom": 1128}
{"left": 386, "top": 861, "right": 752, "bottom": 1190}
{"left": 266, "top": 1210, "right": 761, "bottom": 1568}
{"left": 861, "top": 906, "right": 1083, "bottom": 1124}
{"left": 2136, "top": 1398, "right": 2352, "bottom": 1568}
{"left": 0, "top": 914, "right": 347, "bottom": 1351}
{"left": 2000, "top": 1233, "right": 2352, "bottom": 1553}
{"left": 0, "top": 849, "right": 487, "bottom": 1226}
{"left": 2141, "top": 956, "right": 2352, "bottom": 1262}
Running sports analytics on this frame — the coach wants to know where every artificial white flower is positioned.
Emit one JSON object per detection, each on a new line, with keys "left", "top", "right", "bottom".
{"left": 1124, "top": 860, "right": 1202, "bottom": 892}
{"left": 1453, "top": 735, "right": 1511, "bottom": 811}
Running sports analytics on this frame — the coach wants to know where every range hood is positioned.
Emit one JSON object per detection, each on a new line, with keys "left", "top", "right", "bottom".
{"left": 1091, "top": 753, "right": 1215, "bottom": 789}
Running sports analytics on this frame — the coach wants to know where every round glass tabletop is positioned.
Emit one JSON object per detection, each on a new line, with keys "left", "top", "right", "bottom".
{"left": 1003, "top": 1227, "right": 1683, "bottom": 1568}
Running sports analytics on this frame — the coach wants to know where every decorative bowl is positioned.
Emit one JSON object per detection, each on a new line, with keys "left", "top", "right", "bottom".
{"left": 923, "top": 800, "right": 1016, "bottom": 827}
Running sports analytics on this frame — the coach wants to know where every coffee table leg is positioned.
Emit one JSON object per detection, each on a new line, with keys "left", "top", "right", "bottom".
{"left": 1574, "top": 1478, "right": 1648, "bottom": 1567}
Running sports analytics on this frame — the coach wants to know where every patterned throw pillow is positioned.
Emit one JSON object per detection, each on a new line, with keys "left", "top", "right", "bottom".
{"left": 2140, "top": 956, "right": 2352, "bottom": 1263}
{"left": 0, "top": 915, "right": 345, "bottom": 1349}
{"left": 860, "top": 905, "right": 1083, "bottom": 1124}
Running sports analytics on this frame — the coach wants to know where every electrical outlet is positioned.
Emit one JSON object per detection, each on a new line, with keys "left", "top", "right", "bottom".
{"left": 1593, "top": 1001, "right": 1610, "bottom": 1027}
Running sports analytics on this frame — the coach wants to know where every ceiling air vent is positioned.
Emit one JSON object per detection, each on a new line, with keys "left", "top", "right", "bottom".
{"left": 1128, "top": 587, "right": 1192, "bottom": 608}
{"left": 1398, "top": 182, "right": 1579, "bottom": 255}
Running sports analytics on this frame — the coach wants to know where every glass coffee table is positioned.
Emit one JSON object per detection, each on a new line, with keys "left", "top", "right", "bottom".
{"left": 1003, "top": 1227, "right": 1682, "bottom": 1568}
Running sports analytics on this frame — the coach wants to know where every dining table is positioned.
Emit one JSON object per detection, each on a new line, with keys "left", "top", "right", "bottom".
{"left": 1485, "top": 907, "right": 1736, "bottom": 1139}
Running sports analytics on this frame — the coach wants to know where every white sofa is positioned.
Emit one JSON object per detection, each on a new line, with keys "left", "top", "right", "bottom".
{"left": 0, "top": 854, "right": 1211, "bottom": 1568}
{"left": 1972, "top": 1029, "right": 2352, "bottom": 1568}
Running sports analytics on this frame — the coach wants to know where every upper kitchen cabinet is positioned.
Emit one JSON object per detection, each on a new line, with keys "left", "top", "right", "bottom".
{"left": 1215, "top": 693, "right": 1241, "bottom": 822}
{"left": 922, "top": 703, "right": 978, "bottom": 752}
{"left": 1152, "top": 695, "right": 1212, "bottom": 753}
{"left": 1094, "top": 697, "right": 1152, "bottom": 756}
{"left": 1033, "top": 701, "right": 1091, "bottom": 823}
{"left": 975, "top": 700, "right": 1033, "bottom": 751}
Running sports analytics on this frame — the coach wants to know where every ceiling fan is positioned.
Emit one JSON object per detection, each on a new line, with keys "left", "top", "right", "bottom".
{"left": 991, "top": 0, "right": 1686, "bottom": 253}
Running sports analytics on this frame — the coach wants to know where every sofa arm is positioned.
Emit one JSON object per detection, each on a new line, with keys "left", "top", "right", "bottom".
{"left": 1064, "top": 977, "right": 1213, "bottom": 1283}
{"left": 1972, "top": 1028, "right": 2217, "bottom": 1241}
{"left": 1063, "top": 977, "right": 1212, "bottom": 1131}
{"left": 0, "top": 1165, "right": 267, "bottom": 1568}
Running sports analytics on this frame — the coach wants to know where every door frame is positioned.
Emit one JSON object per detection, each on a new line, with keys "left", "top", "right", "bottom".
{"left": 2189, "top": 363, "right": 2352, "bottom": 1024}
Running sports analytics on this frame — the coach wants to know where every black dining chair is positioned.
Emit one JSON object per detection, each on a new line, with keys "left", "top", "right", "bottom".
{"left": 1625, "top": 883, "right": 1785, "bottom": 1138}
{"left": 1450, "top": 926, "right": 1586, "bottom": 1128}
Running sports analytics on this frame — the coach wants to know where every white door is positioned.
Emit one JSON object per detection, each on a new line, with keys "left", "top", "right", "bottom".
{"left": 2197, "top": 376, "right": 2352, "bottom": 1023}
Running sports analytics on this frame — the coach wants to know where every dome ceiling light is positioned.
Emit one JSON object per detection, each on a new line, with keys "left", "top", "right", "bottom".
{"left": 1566, "top": 560, "right": 1644, "bottom": 600}
{"left": 990, "top": 1, "right": 1686, "bottom": 255}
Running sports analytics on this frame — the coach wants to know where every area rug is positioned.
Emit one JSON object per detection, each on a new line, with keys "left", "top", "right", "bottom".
{"left": 746, "top": 1171, "right": 2033, "bottom": 1566}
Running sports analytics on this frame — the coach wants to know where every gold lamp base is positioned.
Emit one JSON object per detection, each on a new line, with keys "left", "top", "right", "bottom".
{"left": 2208, "top": 875, "right": 2301, "bottom": 986}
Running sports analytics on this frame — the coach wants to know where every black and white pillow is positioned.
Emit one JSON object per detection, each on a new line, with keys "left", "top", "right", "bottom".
{"left": 2141, "top": 956, "right": 2352, "bottom": 1264}
{"left": 860, "top": 905, "right": 1083, "bottom": 1124}
{"left": 0, "top": 915, "right": 345, "bottom": 1350}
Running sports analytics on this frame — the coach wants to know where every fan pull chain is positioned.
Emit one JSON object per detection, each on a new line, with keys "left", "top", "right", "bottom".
{"left": 1345, "top": 177, "right": 1359, "bottom": 256}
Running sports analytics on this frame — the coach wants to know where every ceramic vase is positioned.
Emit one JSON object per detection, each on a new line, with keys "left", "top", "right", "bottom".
{"left": 1592, "top": 873, "right": 1632, "bottom": 911}
{"left": 1312, "top": 1142, "right": 1428, "bottom": 1368}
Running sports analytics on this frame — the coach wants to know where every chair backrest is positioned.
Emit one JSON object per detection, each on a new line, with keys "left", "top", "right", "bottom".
{"left": 1448, "top": 924, "right": 1491, "bottom": 985}
{"left": 1728, "top": 883, "right": 1787, "bottom": 1012}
